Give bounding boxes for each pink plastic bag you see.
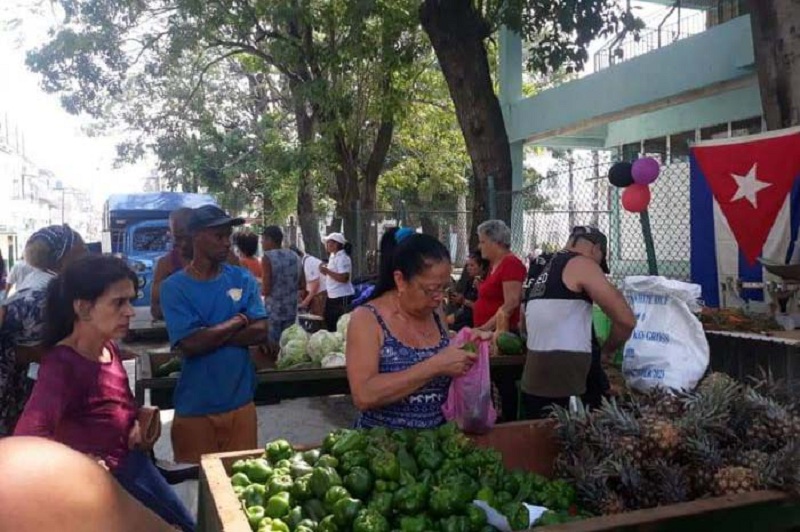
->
[442,328,497,434]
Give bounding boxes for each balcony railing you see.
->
[593,9,708,72]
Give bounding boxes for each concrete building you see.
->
[501,0,758,279]
[0,116,97,262]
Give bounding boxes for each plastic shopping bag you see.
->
[442,328,497,434]
[622,276,709,392]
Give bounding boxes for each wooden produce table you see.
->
[135,348,525,418]
[706,329,800,385]
[197,420,800,532]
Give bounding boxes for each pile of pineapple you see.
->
[551,372,800,515]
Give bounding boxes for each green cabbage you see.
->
[321,352,346,368]
[307,330,340,361]
[279,324,309,350]
[336,313,351,336]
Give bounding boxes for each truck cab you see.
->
[102,192,217,332]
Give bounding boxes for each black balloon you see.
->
[608,162,634,188]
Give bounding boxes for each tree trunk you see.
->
[291,86,323,258]
[748,0,800,129]
[420,0,513,249]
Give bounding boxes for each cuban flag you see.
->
[690,127,800,307]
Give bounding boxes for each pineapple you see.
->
[575,471,627,515]
[736,449,770,472]
[644,459,690,506]
[683,434,725,498]
[593,398,643,464]
[698,372,739,396]
[713,466,759,496]
[639,412,681,459]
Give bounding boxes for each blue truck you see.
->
[102,192,217,331]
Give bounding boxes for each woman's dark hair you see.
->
[468,250,489,274]
[262,226,284,246]
[235,231,259,258]
[329,240,353,256]
[43,255,139,347]
[371,228,451,299]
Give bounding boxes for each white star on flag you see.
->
[730,163,771,208]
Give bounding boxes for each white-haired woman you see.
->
[474,220,526,332]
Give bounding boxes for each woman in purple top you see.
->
[14,255,194,532]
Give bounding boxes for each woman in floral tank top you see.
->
[346,228,483,429]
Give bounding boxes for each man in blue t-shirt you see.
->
[161,205,269,464]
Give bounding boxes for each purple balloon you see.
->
[632,157,660,185]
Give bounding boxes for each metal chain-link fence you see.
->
[509,151,691,282]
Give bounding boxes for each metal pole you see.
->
[640,210,658,275]
[568,154,575,229]
[61,188,65,225]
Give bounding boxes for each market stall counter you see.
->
[706,329,800,384]
[197,420,800,532]
[135,348,526,419]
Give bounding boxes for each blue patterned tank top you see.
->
[354,304,451,430]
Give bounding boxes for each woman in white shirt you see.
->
[320,232,355,331]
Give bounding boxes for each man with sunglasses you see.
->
[521,226,635,418]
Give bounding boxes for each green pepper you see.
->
[302,449,321,465]
[429,486,459,517]
[232,458,249,476]
[374,480,399,493]
[393,482,428,515]
[256,517,291,532]
[233,485,246,498]
[416,449,444,472]
[502,475,520,499]
[322,429,346,454]
[369,452,401,481]
[266,475,294,497]
[315,454,340,469]
[283,506,301,529]
[265,439,294,463]
[274,459,292,470]
[291,474,313,502]
[394,447,418,476]
[466,506,488,532]
[437,421,460,439]
[231,472,252,488]
[339,450,370,474]
[264,491,291,518]
[391,429,415,447]
[243,458,273,484]
[366,426,390,440]
[324,485,351,512]
[398,515,435,532]
[246,506,266,530]
[297,518,318,530]
[476,487,496,508]
[333,497,363,527]
[367,491,394,517]
[352,508,391,532]
[317,515,339,532]
[295,527,314,532]
[440,515,471,532]
[302,499,327,522]
[539,480,576,512]
[506,502,530,531]
[310,466,342,499]
[242,483,267,508]
[290,461,314,479]
[331,429,367,457]
[344,466,374,499]
[453,474,479,509]
[494,491,512,507]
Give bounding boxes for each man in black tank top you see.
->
[520,227,635,419]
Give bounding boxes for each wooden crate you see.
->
[198,421,800,532]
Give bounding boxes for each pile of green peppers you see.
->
[229,424,582,532]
